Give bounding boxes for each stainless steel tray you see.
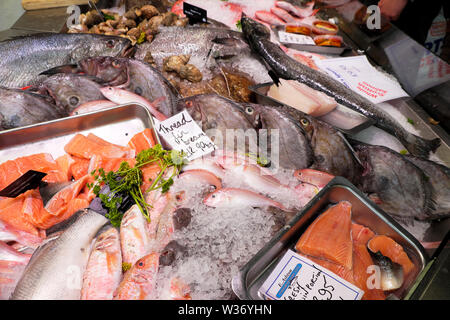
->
[250,82,375,135]
[232,177,428,300]
[0,103,160,161]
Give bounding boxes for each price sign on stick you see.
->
[154,110,216,161]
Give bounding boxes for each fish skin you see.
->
[240,103,315,170]
[0,87,64,131]
[113,252,160,300]
[203,187,287,210]
[11,209,108,300]
[0,33,133,88]
[248,102,361,181]
[175,94,257,153]
[353,143,435,221]
[70,100,118,116]
[293,168,335,188]
[0,241,31,300]
[52,57,179,118]
[369,251,404,292]
[0,220,43,250]
[135,26,271,84]
[241,16,440,157]
[120,205,151,267]
[81,225,122,300]
[0,241,31,265]
[255,10,287,26]
[405,155,450,219]
[36,74,105,115]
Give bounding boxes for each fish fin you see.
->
[40,64,80,76]
[404,135,440,158]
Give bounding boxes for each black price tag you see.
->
[183,2,207,25]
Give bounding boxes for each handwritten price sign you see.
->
[155,110,216,161]
[259,250,364,300]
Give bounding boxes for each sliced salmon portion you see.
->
[70,157,91,180]
[128,129,157,154]
[0,190,42,236]
[367,235,415,276]
[352,243,385,300]
[295,201,353,270]
[45,175,89,215]
[307,255,355,285]
[64,134,134,160]
[88,155,136,174]
[0,153,67,190]
[56,154,75,181]
[352,223,375,245]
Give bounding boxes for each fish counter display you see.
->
[0,0,449,300]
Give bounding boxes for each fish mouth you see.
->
[121,44,136,58]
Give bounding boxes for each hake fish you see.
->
[241,16,440,158]
[0,33,133,88]
[11,209,108,300]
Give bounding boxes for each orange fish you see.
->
[55,154,75,181]
[70,157,90,180]
[64,134,134,159]
[113,253,159,300]
[367,235,415,276]
[0,153,67,190]
[352,223,375,245]
[128,129,157,154]
[295,201,353,270]
[352,243,385,300]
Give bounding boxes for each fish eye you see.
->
[245,106,254,115]
[134,87,143,95]
[211,194,216,198]
[106,39,115,48]
[137,261,144,267]
[69,96,79,106]
[112,60,121,68]
[300,118,309,127]
[186,101,193,107]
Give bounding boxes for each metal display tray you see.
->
[0,103,160,161]
[250,82,375,135]
[232,177,429,300]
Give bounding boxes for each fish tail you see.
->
[404,134,441,158]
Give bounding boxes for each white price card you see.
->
[315,55,409,103]
[154,110,216,161]
[259,249,364,300]
[278,31,316,45]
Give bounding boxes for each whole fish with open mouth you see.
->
[175,94,257,153]
[11,209,108,300]
[0,87,64,131]
[405,155,450,218]
[239,103,314,170]
[34,74,106,115]
[43,56,179,117]
[241,16,440,158]
[352,142,435,222]
[246,103,361,181]
[134,26,271,84]
[0,34,134,88]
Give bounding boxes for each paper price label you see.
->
[278,31,315,45]
[154,110,216,161]
[316,55,409,103]
[259,250,364,300]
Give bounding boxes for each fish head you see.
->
[130,253,160,283]
[203,189,228,207]
[93,225,120,252]
[70,35,134,64]
[240,103,262,129]
[79,56,130,86]
[296,114,315,139]
[241,15,271,40]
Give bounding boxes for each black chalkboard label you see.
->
[183,2,207,25]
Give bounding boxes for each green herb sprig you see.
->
[88,144,185,227]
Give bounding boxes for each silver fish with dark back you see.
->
[240,15,440,158]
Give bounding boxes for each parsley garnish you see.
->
[407,118,415,125]
[236,20,242,31]
[88,144,185,227]
[103,13,115,21]
[137,32,146,44]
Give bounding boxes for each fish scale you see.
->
[11,209,108,300]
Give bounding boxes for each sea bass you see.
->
[0,34,133,88]
[11,209,108,300]
[353,143,435,221]
[135,26,271,84]
[81,225,122,300]
[241,16,440,157]
[0,87,64,131]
